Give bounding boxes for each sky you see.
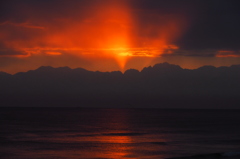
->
[1,0,240,74]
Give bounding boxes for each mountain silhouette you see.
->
[1,62,240,108]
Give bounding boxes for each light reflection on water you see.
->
[1,108,240,159]
[76,109,136,159]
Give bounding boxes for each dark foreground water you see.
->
[1,108,240,159]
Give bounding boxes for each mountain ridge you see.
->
[2,62,240,76]
[1,62,240,108]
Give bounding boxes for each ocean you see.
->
[1,108,240,159]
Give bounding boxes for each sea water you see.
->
[1,108,240,159]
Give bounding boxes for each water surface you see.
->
[1,108,240,159]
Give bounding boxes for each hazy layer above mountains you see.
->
[1,63,240,108]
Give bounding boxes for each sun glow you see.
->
[0,0,187,71]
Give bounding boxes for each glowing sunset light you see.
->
[0,0,189,73]
[45,51,62,56]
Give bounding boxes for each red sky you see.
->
[1,0,240,74]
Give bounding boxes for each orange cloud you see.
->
[216,50,240,57]
[45,51,62,56]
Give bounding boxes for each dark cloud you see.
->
[0,49,27,56]
[0,21,44,42]
[168,50,217,57]
[0,42,27,56]
[176,0,240,50]
[130,0,200,13]
[131,0,240,51]
[0,0,108,23]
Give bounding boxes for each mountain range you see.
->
[1,63,240,108]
